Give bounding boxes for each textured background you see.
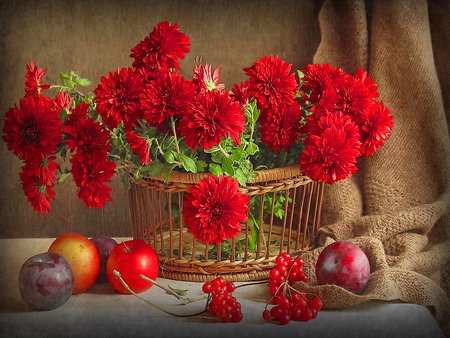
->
[0,0,322,237]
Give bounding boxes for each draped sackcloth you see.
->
[294,0,450,335]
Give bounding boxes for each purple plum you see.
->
[18,252,74,310]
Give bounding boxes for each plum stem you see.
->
[113,270,208,317]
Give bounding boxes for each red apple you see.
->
[106,240,159,294]
[90,236,118,284]
[48,232,101,294]
[315,241,370,294]
[18,252,74,310]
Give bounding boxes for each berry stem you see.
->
[113,270,207,317]
[139,274,207,304]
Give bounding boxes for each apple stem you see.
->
[113,270,207,317]
[139,274,207,304]
[123,242,130,252]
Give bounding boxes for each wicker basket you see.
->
[128,164,324,282]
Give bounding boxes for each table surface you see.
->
[0,238,445,338]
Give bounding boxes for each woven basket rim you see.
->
[136,164,309,185]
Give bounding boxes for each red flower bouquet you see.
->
[3,21,393,247]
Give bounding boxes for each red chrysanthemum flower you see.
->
[2,96,62,162]
[355,68,379,99]
[130,21,190,70]
[260,102,302,151]
[301,63,351,104]
[192,64,225,93]
[141,70,195,129]
[244,55,298,110]
[179,90,245,150]
[70,152,116,208]
[300,112,361,184]
[182,175,249,245]
[358,101,393,157]
[94,67,145,130]
[63,103,111,157]
[19,158,59,215]
[126,131,151,165]
[230,81,251,106]
[25,61,50,98]
[53,91,74,113]
[335,78,375,119]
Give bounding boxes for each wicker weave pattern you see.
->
[128,165,324,282]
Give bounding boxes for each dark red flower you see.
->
[358,101,393,157]
[300,112,361,184]
[230,81,251,106]
[2,96,62,162]
[260,102,302,151]
[355,68,379,99]
[53,91,74,113]
[182,175,249,245]
[64,100,89,127]
[179,90,245,150]
[70,152,116,208]
[130,21,190,70]
[244,55,298,110]
[126,131,151,165]
[335,78,375,118]
[141,70,195,128]
[301,64,351,104]
[94,67,145,130]
[192,64,225,93]
[19,157,59,215]
[63,103,111,157]
[25,61,50,97]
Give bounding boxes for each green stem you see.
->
[139,274,208,304]
[113,270,208,317]
[218,143,231,158]
[169,117,183,163]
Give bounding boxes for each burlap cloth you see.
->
[292,0,450,335]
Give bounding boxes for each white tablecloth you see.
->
[0,238,445,338]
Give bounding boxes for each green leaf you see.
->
[246,142,259,155]
[167,285,188,296]
[231,147,247,161]
[196,160,208,172]
[162,163,177,183]
[181,154,197,173]
[209,163,223,176]
[163,151,176,164]
[234,168,247,186]
[222,157,234,176]
[120,172,131,190]
[203,145,220,154]
[76,76,91,87]
[57,172,71,184]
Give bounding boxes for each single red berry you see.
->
[278,312,291,325]
[226,281,236,293]
[292,293,307,308]
[270,305,284,319]
[299,308,313,322]
[262,309,271,321]
[202,282,213,293]
[309,296,323,311]
[290,304,302,320]
[277,297,290,309]
[232,310,243,323]
[212,277,225,289]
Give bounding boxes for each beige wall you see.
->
[0,0,321,238]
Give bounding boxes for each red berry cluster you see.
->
[264,252,323,325]
[202,277,243,323]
